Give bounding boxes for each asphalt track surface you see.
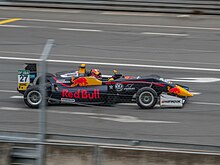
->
[0,7,220,146]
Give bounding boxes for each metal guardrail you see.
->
[1,131,220,154]
[1,0,220,14]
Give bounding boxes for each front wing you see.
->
[160,94,185,108]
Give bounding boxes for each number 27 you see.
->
[19,75,28,82]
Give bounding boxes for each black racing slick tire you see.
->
[136,87,158,109]
[24,86,47,108]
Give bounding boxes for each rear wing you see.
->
[17,63,37,92]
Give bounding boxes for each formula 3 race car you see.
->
[17,63,193,109]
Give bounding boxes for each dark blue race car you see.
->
[17,63,193,109]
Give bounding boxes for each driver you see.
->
[90,69,102,80]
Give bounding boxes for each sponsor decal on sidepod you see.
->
[161,100,181,104]
[71,77,88,87]
[62,89,100,100]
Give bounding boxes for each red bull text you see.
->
[62,89,100,100]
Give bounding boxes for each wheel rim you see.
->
[27,91,42,106]
[139,91,154,106]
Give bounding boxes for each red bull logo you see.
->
[62,89,100,100]
[169,87,181,94]
[71,77,88,87]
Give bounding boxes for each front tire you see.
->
[24,86,46,108]
[136,87,158,109]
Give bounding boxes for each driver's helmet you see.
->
[90,69,102,79]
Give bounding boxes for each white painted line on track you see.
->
[176,15,191,18]
[1,17,220,31]
[119,101,220,108]
[89,116,178,123]
[192,102,220,106]
[44,61,220,72]
[0,107,22,111]
[141,32,189,37]
[0,107,179,123]
[1,50,220,66]
[1,56,220,72]
[10,96,23,99]
[20,18,220,31]
[58,28,184,35]
[101,12,163,17]
[59,28,102,32]
[0,25,29,28]
[119,100,220,107]
[168,78,220,83]
[0,90,17,93]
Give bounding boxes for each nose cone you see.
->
[169,85,193,97]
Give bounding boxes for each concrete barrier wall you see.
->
[45,145,220,165]
[102,148,220,165]
[0,143,11,165]
[1,142,220,165]
[46,145,94,165]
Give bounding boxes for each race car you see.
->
[17,63,193,109]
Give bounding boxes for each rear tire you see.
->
[24,86,47,108]
[136,87,158,109]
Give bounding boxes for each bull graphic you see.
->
[71,77,88,87]
[168,86,181,94]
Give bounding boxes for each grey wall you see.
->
[0,143,11,165]
[102,148,220,165]
[46,145,94,165]
[2,142,220,165]
[45,145,220,165]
